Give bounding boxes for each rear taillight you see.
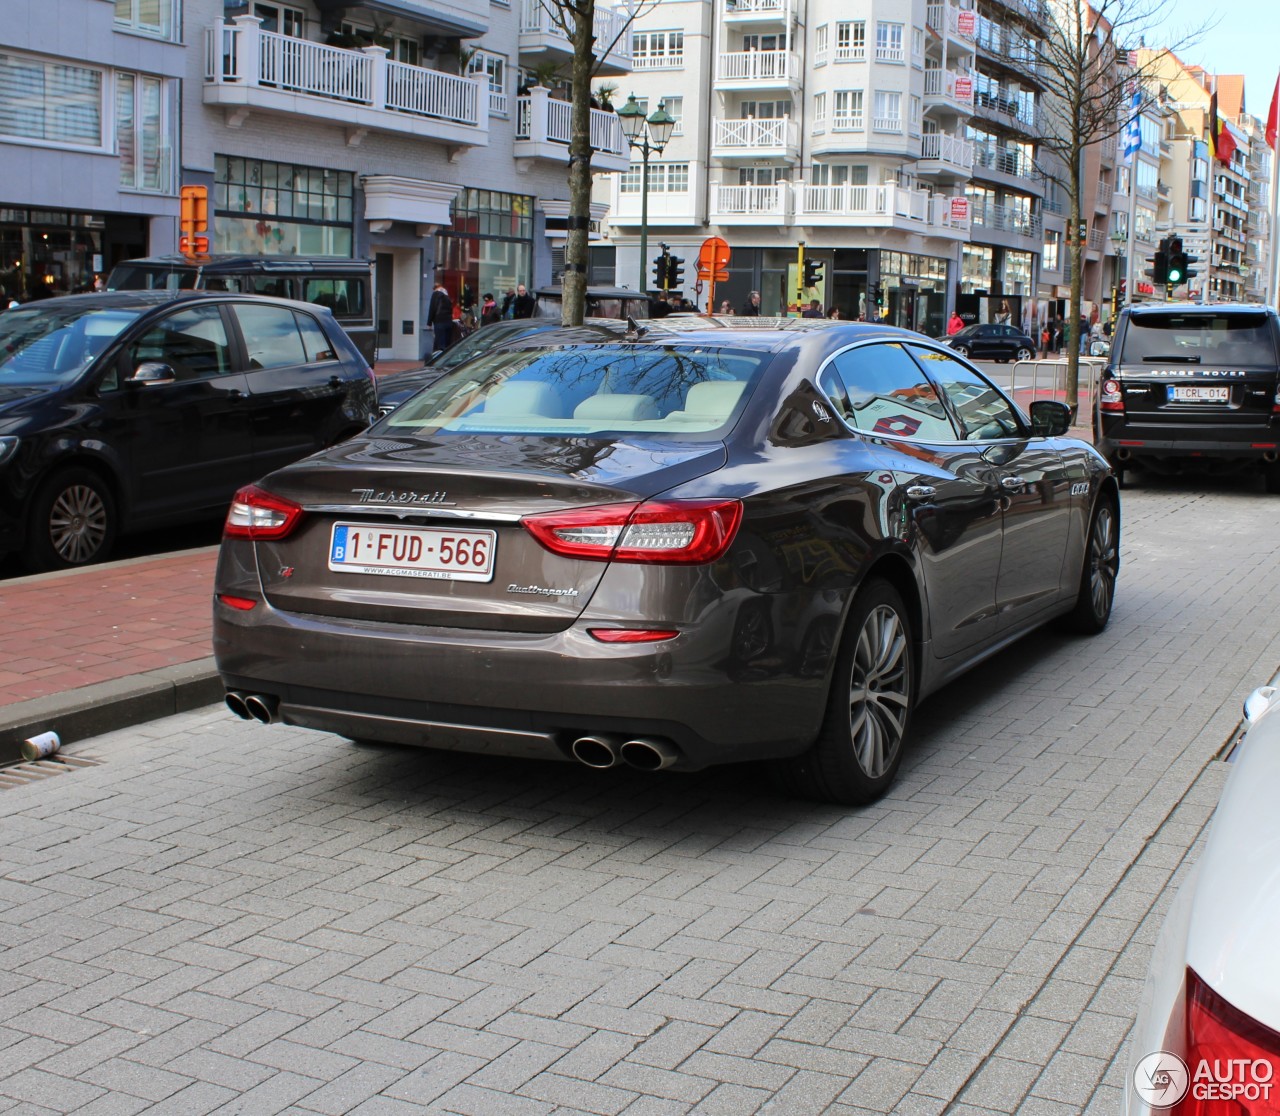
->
[1100,378,1125,414]
[1272,387,1280,415]
[1173,967,1280,1114]
[523,499,743,565]
[224,485,305,541]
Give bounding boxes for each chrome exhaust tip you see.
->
[619,738,679,772]
[243,694,280,725]
[570,734,622,769]
[225,691,252,720]
[1115,448,1132,462]
[1265,451,1278,463]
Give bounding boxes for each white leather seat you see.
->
[483,381,563,417]
[573,393,660,421]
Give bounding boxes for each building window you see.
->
[1043,229,1060,272]
[812,92,827,130]
[1135,206,1155,242]
[875,22,904,63]
[833,90,864,131]
[215,156,355,256]
[662,95,684,134]
[909,95,921,135]
[0,53,103,148]
[468,51,508,115]
[911,27,924,63]
[1135,159,1158,198]
[632,30,685,69]
[259,3,306,37]
[814,25,829,66]
[116,73,171,193]
[620,162,689,193]
[114,0,176,40]
[872,90,901,132]
[835,21,866,62]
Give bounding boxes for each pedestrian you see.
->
[480,292,500,326]
[501,288,516,319]
[801,299,823,319]
[512,283,535,319]
[426,280,453,357]
[828,306,843,319]
[740,290,761,316]
[717,299,733,315]
[947,310,965,335]
[1077,314,1089,356]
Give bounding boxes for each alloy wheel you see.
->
[1089,504,1119,618]
[48,483,109,565]
[847,604,911,778]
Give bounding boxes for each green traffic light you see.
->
[1168,267,1183,282]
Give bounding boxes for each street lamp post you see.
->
[617,94,675,295]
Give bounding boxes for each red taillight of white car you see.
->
[1174,967,1280,1113]
[224,485,305,541]
[1100,379,1125,414]
[523,499,743,564]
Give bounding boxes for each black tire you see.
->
[25,467,118,572]
[779,579,915,805]
[1015,347,1033,362]
[1061,495,1119,635]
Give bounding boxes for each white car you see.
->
[1127,683,1280,1114]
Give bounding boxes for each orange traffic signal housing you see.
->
[179,185,209,234]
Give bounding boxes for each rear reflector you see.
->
[524,499,743,565]
[1174,967,1280,1113]
[217,594,257,611]
[589,629,680,643]
[224,485,305,541]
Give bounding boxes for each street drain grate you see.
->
[0,754,104,790]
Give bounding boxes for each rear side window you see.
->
[819,343,955,441]
[303,278,366,317]
[235,303,307,369]
[294,311,337,361]
[1120,313,1277,366]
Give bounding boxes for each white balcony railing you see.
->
[205,18,483,129]
[969,200,1043,238]
[490,89,508,116]
[800,183,931,222]
[926,1,977,40]
[712,116,797,151]
[709,181,973,234]
[724,0,789,15]
[872,116,903,133]
[520,0,632,65]
[875,46,905,63]
[715,49,799,83]
[714,184,790,218]
[514,91,628,160]
[832,113,865,132]
[923,68,974,106]
[921,133,975,169]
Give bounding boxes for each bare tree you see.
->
[1037,0,1206,411]
[532,0,657,326]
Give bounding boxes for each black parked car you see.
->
[0,291,376,570]
[941,323,1038,363]
[1095,304,1280,489]
[214,320,1118,805]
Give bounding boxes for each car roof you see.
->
[115,255,372,273]
[1128,303,1277,318]
[5,290,337,314]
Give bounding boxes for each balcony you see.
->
[969,200,1042,239]
[519,0,632,74]
[714,49,801,90]
[971,85,1036,132]
[710,184,792,225]
[723,0,791,23]
[919,133,975,176]
[711,116,800,161]
[923,68,974,114]
[204,18,487,148]
[514,89,629,173]
[926,1,977,46]
[797,183,969,239]
[970,141,1038,184]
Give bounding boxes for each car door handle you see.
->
[1000,475,1026,491]
[328,375,345,389]
[905,485,936,502]
[227,389,246,401]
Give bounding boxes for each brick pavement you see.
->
[0,475,1275,1114]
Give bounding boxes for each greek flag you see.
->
[1123,89,1142,161]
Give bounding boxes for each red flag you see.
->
[1267,73,1279,151]
[1209,91,1238,164]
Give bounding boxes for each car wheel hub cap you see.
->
[50,485,106,563]
[1089,507,1118,615]
[848,604,909,779]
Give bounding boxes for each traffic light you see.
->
[1165,237,1186,285]
[652,249,670,290]
[668,254,685,290]
[1146,236,1170,286]
[803,257,824,288]
[179,185,209,259]
[873,283,885,307]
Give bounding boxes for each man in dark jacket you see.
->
[512,284,535,319]
[426,281,453,356]
[740,290,761,316]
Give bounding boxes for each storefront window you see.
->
[879,251,948,335]
[1000,250,1033,294]
[214,156,354,256]
[436,189,534,314]
[960,244,993,293]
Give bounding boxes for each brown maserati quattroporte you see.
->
[214,320,1118,804]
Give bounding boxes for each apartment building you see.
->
[1237,112,1272,305]
[602,0,1001,333]
[1,0,187,301]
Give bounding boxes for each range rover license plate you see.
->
[328,523,496,581]
[1169,386,1229,403]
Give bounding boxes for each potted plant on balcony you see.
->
[593,83,618,111]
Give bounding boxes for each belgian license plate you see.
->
[328,523,496,582]
[1169,385,1230,403]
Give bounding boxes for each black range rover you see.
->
[1095,304,1280,489]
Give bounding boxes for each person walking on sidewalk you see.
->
[426,281,453,357]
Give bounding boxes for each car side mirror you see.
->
[126,361,176,386]
[1028,400,1071,437]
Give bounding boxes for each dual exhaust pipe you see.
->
[225,690,281,724]
[570,733,679,772]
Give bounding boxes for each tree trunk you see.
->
[1065,154,1084,419]
[561,0,596,327]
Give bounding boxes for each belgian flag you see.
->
[1209,91,1238,164]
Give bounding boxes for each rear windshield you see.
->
[1120,313,1277,366]
[378,344,768,439]
[108,264,198,291]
